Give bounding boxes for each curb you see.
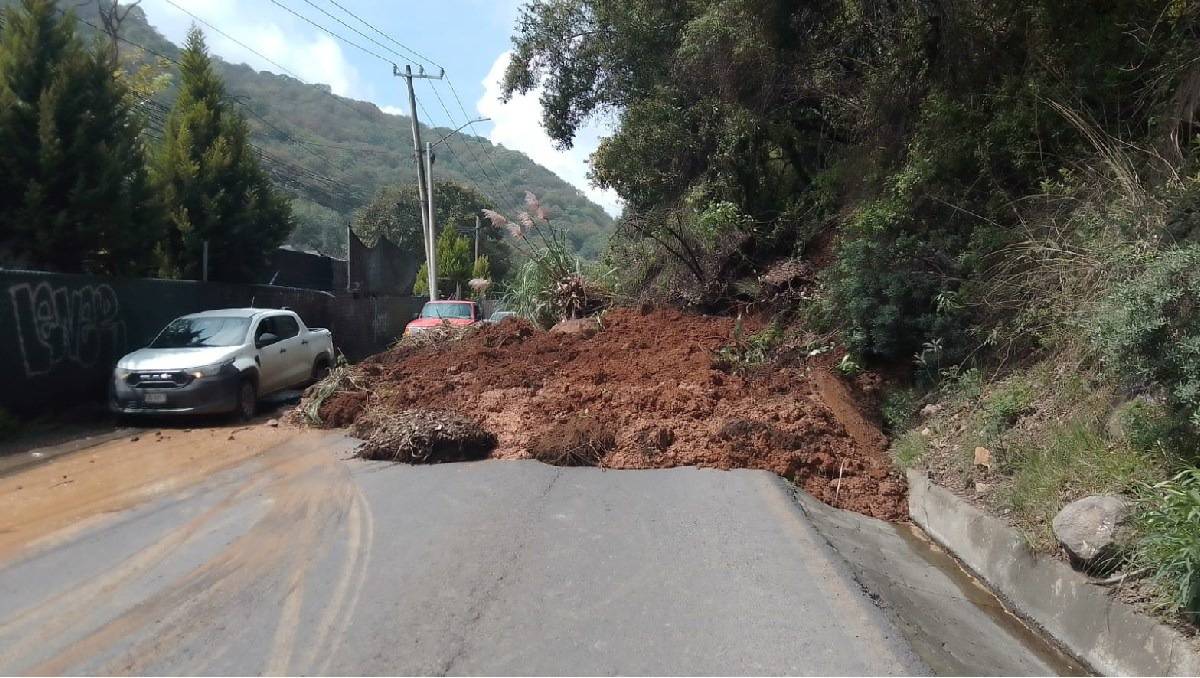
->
[907,469,1200,676]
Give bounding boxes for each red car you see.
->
[403,300,483,336]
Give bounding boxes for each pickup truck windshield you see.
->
[150,317,250,348]
[421,303,471,319]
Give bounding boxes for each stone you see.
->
[267,418,280,427]
[1052,495,1132,565]
[974,481,991,496]
[973,446,992,469]
[550,318,601,337]
[920,403,943,418]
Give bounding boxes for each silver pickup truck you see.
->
[110,308,335,419]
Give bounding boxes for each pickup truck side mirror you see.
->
[256,332,279,349]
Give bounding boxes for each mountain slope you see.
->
[58,2,615,259]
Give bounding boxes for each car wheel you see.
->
[311,358,331,384]
[236,379,257,421]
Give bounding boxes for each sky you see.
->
[138,0,621,217]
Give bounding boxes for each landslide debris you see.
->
[353,409,496,463]
[304,307,906,520]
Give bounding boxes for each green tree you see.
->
[414,225,473,298]
[0,0,163,274]
[154,27,292,282]
[353,180,512,279]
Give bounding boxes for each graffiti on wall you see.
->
[9,282,126,377]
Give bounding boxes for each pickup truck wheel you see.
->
[236,379,257,421]
[311,358,331,384]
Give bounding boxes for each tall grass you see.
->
[1133,468,1200,620]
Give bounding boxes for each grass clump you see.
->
[1001,416,1168,550]
[881,387,921,433]
[892,430,928,469]
[1132,468,1200,621]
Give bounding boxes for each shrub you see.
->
[1133,468,1200,620]
[980,379,1034,437]
[713,319,783,373]
[881,387,921,433]
[1094,245,1200,427]
[892,431,927,468]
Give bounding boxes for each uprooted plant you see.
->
[484,192,613,327]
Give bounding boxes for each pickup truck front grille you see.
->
[128,371,190,389]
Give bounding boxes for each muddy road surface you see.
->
[0,426,1082,675]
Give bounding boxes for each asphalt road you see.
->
[0,430,1081,675]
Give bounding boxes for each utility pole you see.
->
[393,64,443,301]
[474,215,480,261]
[425,140,438,299]
[424,115,491,300]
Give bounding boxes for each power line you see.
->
[267,0,394,66]
[310,0,522,216]
[69,10,346,173]
[322,0,439,69]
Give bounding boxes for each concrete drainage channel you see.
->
[906,471,1200,676]
[787,483,1088,676]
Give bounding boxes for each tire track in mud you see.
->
[0,431,372,676]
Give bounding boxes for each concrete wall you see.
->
[0,269,423,415]
[348,230,420,296]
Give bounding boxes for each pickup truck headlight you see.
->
[190,360,234,379]
[114,367,132,380]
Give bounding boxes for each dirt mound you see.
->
[307,307,906,520]
[353,409,496,463]
[529,416,616,466]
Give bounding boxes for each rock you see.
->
[920,403,943,418]
[1052,495,1132,566]
[550,318,601,337]
[920,427,932,437]
[267,418,279,427]
[973,446,992,469]
[974,481,991,496]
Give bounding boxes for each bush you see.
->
[1133,468,1200,620]
[881,387,921,433]
[1094,246,1200,427]
[892,430,927,468]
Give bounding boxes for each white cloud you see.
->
[379,105,406,117]
[141,0,370,100]
[477,51,622,218]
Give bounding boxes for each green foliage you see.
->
[1094,246,1200,428]
[153,28,291,282]
[472,255,491,280]
[353,181,511,287]
[1133,468,1200,620]
[1002,417,1167,550]
[892,431,928,469]
[411,226,473,298]
[713,319,783,373]
[881,387,921,434]
[0,0,163,274]
[980,379,1034,438]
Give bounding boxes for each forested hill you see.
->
[65,2,615,258]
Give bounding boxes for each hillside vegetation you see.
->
[85,2,614,259]
[504,0,1200,622]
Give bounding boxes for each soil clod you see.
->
[353,409,496,464]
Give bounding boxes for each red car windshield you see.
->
[421,303,472,319]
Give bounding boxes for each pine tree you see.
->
[0,0,163,274]
[155,27,292,282]
[414,226,473,298]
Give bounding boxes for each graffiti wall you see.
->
[0,270,423,415]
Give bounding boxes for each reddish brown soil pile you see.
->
[353,409,497,463]
[315,307,906,520]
